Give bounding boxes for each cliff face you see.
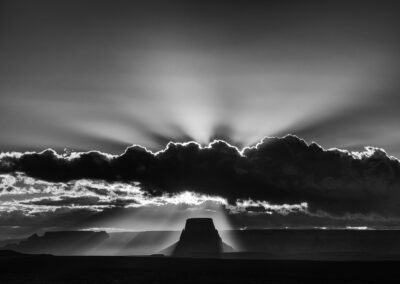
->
[171,218,233,257]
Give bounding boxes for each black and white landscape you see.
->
[1,0,400,283]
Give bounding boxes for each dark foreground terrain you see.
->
[1,252,399,284]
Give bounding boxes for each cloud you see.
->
[22,196,104,207]
[0,173,228,220]
[232,200,308,216]
[2,135,400,219]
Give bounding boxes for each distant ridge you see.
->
[3,231,109,255]
[234,229,400,257]
[0,250,27,258]
[3,228,400,259]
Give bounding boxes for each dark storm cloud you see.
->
[2,136,400,218]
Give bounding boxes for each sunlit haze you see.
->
[1,1,400,155]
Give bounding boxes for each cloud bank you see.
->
[2,135,400,219]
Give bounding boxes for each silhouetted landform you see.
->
[121,230,180,255]
[230,229,400,260]
[3,228,400,260]
[4,231,108,255]
[162,218,234,257]
[0,238,23,248]
[90,232,139,255]
[0,231,182,256]
[92,231,181,255]
[1,254,400,284]
[0,231,181,256]
[0,249,29,258]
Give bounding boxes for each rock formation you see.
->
[162,218,234,257]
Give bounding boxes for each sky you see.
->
[1,0,400,239]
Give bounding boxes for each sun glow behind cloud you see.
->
[161,191,227,206]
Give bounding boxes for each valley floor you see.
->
[0,253,399,284]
